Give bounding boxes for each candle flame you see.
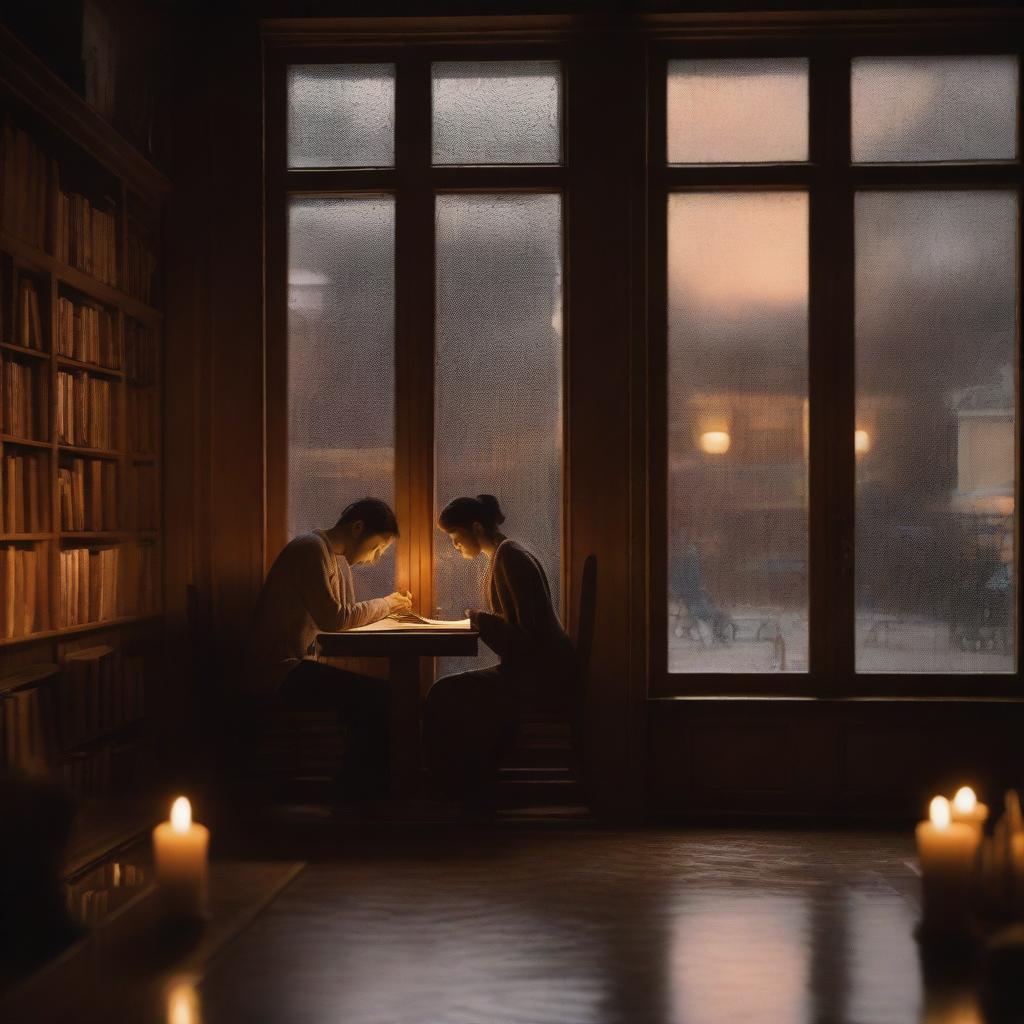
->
[700,431,731,455]
[854,429,871,454]
[166,979,201,1024]
[930,795,951,829]
[953,786,977,814]
[171,797,192,833]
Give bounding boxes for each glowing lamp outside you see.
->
[153,796,210,920]
[854,429,871,454]
[915,793,980,933]
[700,431,731,455]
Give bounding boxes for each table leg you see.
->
[388,654,421,797]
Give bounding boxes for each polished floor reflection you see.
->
[192,828,999,1024]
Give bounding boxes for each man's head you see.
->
[332,498,399,566]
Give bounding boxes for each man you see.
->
[247,498,412,802]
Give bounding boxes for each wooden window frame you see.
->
[263,36,570,624]
[647,23,1024,699]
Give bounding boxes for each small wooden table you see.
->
[315,629,479,795]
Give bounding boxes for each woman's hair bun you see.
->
[476,494,505,526]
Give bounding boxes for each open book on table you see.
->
[348,613,473,633]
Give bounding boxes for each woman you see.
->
[424,494,574,810]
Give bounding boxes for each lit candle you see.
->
[152,797,209,920]
[950,786,989,839]
[916,795,979,933]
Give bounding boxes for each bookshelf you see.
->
[0,23,169,802]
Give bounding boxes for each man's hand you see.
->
[387,590,413,615]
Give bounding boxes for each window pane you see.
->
[287,64,395,168]
[855,191,1017,673]
[667,59,809,164]
[668,193,809,673]
[432,61,561,165]
[288,197,395,596]
[852,56,1018,163]
[435,194,563,668]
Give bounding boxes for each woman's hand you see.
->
[387,590,413,615]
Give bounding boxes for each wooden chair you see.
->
[498,554,597,808]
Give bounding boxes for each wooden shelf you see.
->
[58,444,121,459]
[56,356,125,379]
[0,532,51,541]
[0,230,162,325]
[0,341,49,360]
[0,613,163,649]
[60,531,157,541]
[1,434,51,449]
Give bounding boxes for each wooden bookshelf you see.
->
[0,22,169,802]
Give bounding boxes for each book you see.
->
[348,615,473,634]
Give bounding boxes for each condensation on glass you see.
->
[434,194,563,671]
[432,61,561,165]
[852,56,1019,163]
[287,64,396,168]
[667,192,809,673]
[855,191,1017,674]
[667,59,809,164]
[288,197,396,595]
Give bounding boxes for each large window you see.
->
[658,50,1019,691]
[275,56,564,642]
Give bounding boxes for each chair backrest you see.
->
[572,554,597,770]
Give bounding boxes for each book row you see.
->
[0,120,54,252]
[0,650,145,778]
[56,371,115,449]
[58,542,157,628]
[1,357,48,440]
[126,228,158,305]
[59,457,118,532]
[1,451,47,533]
[55,191,118,287]
[124,319,157,385]
[57,295,120,368]
[0,544,50,638]
[1,118,159,301]
[13,276,44,350]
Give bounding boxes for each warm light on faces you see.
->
[447,528,481,560]
[953,787,977,814]
[171,796,192,833]
[930,795,951,830]
[353,532,394,565]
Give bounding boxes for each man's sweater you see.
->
[246,530,390,692]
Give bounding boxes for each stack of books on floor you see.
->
[124,462,156,530]
[57,295,120,368]
[56,371,114,449]
[1,359,49,439]
[0,118,56,251]
[0,544,50,637]
[58,458,118,532]
[15,276,44,349]
[55,191,119,286]
[0,451,47,532]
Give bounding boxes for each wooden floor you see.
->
[8,824,1021,1023]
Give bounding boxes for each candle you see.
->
[152,797,209,920]
[951,786,989,839]
[916,795,979,933]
